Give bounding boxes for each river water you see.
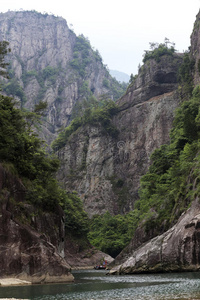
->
[1,270,200,299]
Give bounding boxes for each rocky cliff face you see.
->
[0,10,125,144]
[0,164,114,280]
[108,11,200,274]
[190,9,200,86]
[57,54,182,217]
[109,197,200,274]
[0,164,73,283]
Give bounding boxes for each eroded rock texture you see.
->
[109,198,200,274]
[0,165,73,283]
[57,54,182,216]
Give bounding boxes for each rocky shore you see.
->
[0,278,31,286]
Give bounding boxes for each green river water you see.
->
[1,270,200,299]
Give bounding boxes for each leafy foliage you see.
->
[135,85,200,235]
[1,78,27,104]
[70,35,96,78]
[88,211,140,257]
[0,93,89,235]
[143,40,176,63]
[178,52,195,99]
[64,192,89,236]
[0,41,11,78]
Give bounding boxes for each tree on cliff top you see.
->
[143,38,176,63]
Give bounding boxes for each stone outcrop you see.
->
[0,10,125,144]
[0,164,113,280]
[0,165,73,283]
[109,198,200,274]
[118,54,182,110]
[57,54,182,216]
[64,239,114,269]
[190,9,200,86]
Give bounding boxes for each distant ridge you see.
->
[110,69,130,83]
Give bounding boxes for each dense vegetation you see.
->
[0,41,89,239]
[143,39,176,63]
[88,211,140,257]
[136,84,200,234]
[0,93,89,236]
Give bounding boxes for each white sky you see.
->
[0,0,200,76]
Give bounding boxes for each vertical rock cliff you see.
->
[190,9,200,86]
[0,10,125,144]
[57,53,183,217]
[108,10,200,273]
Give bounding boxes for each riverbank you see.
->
[0,278,31,286]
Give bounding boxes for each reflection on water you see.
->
[0,270,200,299]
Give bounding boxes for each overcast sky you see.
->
[0,0,200,76]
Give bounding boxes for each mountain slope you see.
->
[56,49,183,217]
[0,10,126,144]
[108,10,200,272]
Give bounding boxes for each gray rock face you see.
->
[0,165,73,283]
[118,54,182,110]
[109,198,200,274]
[190,10,200,86]
[57,54,182,216]
[0,11,124,144]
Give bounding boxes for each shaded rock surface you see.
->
[0,164,112,280]
[57,54,182,216]
[65,238,114,269]
[0,165,73,283]
[109,198,200,274]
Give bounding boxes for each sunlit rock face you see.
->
[57,54,182,217]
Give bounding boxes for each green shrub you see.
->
[143,43,175,63]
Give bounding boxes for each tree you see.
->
[0,41,11,79]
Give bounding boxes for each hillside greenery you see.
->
[52,98,119,151]
[143,39,176,63]
[0,93,89,237]
[88,211,140,257]
[88,85,200,256]
[0,41,89,239]
[136,84,200,234]
[2,35,200,259]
